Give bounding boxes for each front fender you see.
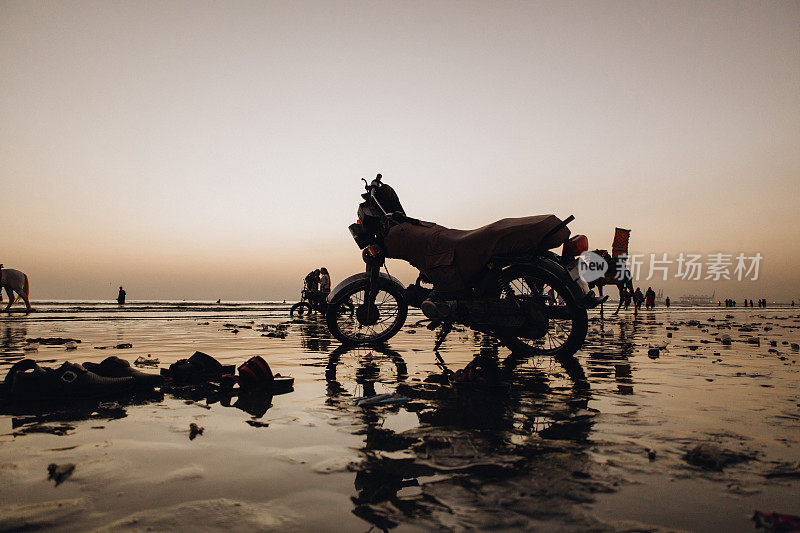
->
[327,272,405,304]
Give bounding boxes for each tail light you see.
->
[563,235,589,257]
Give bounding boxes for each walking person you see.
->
[117,286,126,305]
[645,287,656,310]
[633,287,644,316]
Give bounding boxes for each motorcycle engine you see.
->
[454,298,549,338]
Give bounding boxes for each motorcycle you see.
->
[325,174,605,358]
[289,282,328,317]
[291,281,355,318]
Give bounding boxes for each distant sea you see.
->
[1,300,294,321]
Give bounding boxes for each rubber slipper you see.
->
[160,351,235,384]
[83,356,163,389]
[236,355,294,393]
[6,360,136,399]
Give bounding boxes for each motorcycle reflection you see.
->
[323,344,597,530]
[324,343,408,399]
[297,320,334,354]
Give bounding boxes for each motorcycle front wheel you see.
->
[290,301,312,317]
[497,264,588,359]
[326,278,408,345]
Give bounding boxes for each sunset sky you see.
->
[1,1,798,301]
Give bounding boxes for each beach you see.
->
[1,303,798,532]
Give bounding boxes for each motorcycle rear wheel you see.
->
[497,264,588,359]
[326,278,408,345]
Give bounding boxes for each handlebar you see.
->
[363,173,383,190]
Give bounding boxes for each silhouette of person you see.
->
[319,267,331,296]
[665,296,670,308]
[645,287,656,310]
[633,287,644,315]
[305,269,320,292]
[117,286,126,305]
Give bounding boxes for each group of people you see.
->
[304,267,331,298]
[723,298,768,308]
[619,286,663,315]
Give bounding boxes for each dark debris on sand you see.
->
[47,463,75,486]
[13,423,75,437]
[683,443,753,471]
[25,338,81,345]
[189,422,204,440]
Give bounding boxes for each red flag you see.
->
[612,228,630,257]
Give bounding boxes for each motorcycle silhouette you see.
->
[289,281,329,317]
[290,281,354,318]
[325,174,605,358]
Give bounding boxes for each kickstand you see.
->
[433,321,453,351]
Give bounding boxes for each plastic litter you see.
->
[354,393,410,406]
[752,510,800,531]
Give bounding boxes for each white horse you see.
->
[1,267,31,312]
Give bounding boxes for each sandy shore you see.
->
[0,304,798,531]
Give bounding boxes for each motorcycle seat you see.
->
[385,215,570,291]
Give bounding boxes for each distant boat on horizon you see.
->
[677,290,716,306]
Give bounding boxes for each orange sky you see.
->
[1,1,798,301]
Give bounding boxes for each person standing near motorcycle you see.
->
[320,267,331,297]
[305,269,320,292]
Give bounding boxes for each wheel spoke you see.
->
[331,285,405,343]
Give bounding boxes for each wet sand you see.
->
[1,303,798,531]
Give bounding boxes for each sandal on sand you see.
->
[4,359,136,399]
[161,351,236,384]
[83,356,163,389]
[236,355,293,393]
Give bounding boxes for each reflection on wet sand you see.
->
[296,319,333,354]
[1,308,798,531]
[321,341,603,530]
[2,390,163,435]
[1,325,28,366]
[585,317,639,394]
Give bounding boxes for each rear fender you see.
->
[327,272,405,304]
